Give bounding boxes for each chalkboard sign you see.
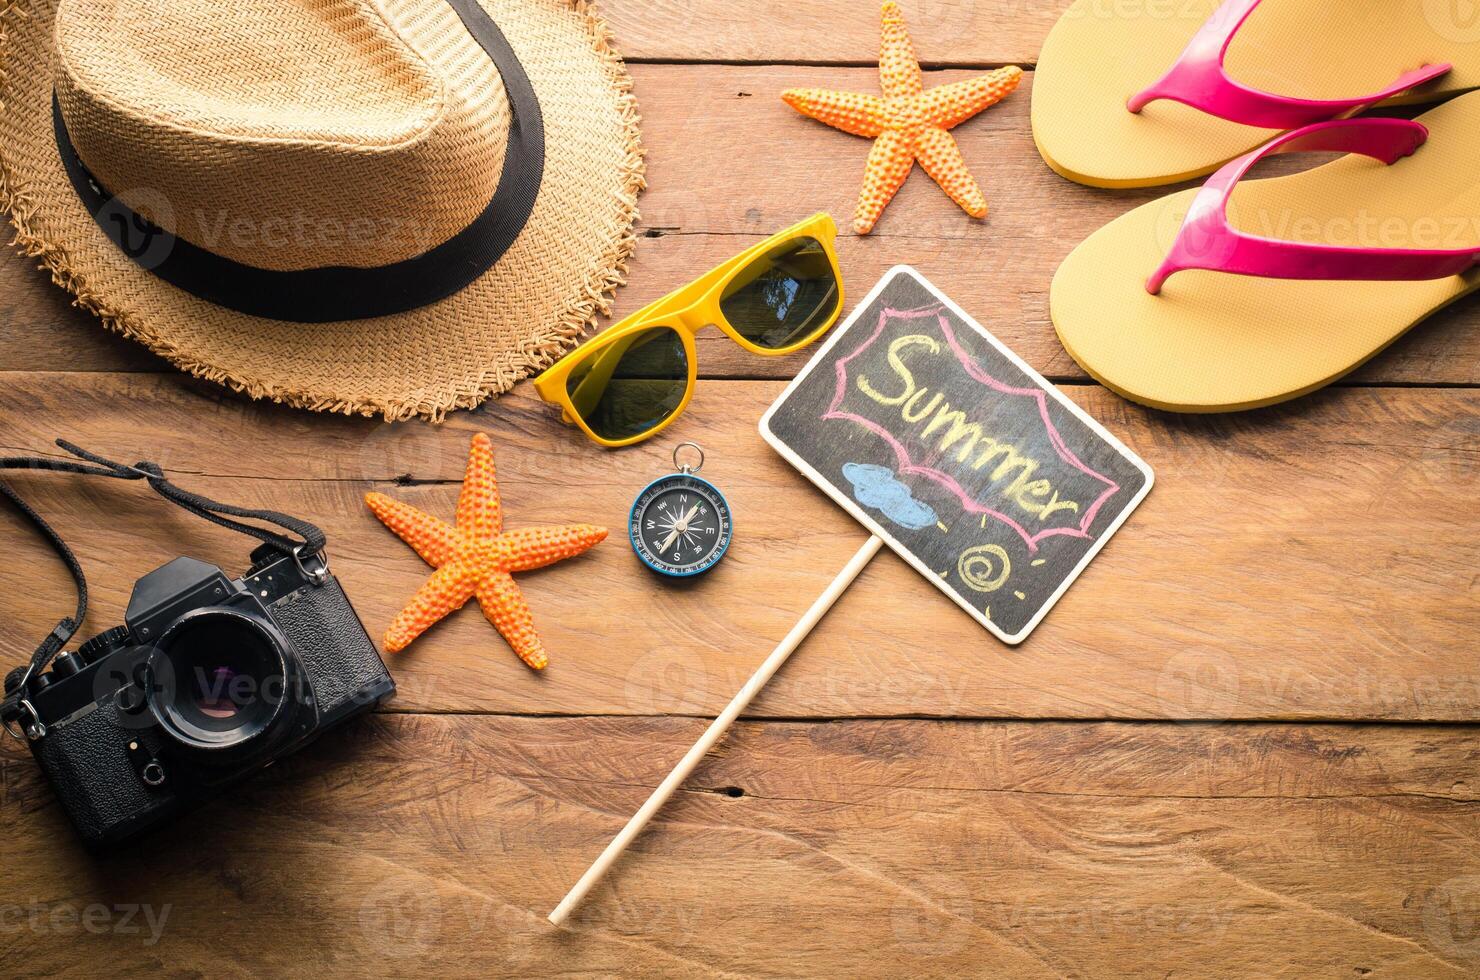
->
[760,267,1153,644]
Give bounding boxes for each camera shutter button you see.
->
[50,652,84,678]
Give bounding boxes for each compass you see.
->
[629,443,732,577]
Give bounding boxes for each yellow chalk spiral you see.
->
[957,544,1010,593]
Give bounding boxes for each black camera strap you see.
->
[0,440,327,740]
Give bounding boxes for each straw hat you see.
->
[0,0,644,420]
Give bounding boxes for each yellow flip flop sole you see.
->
[1050,93,1480,412]
[1032,0,1480,189]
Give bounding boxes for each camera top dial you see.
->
[78,626,133,664]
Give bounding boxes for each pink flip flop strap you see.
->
[1127,0,1451,129]
[1147,117,1480,294]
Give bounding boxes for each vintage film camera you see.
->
[2,443,394,845]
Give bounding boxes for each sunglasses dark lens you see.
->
[718,236,840,350]
[565,326,690,442]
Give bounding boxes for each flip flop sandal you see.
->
[1032,0,1474,188]
[1049,94,1480,412]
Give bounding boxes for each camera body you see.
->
[7,545,394,845]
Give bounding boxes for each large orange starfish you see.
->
[781,2,1021,234]
[365,433,606,669]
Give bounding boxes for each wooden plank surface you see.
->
[3,3,1479,974]
[605,0,1060,65]
[5,68,1479,386]
[3,715,1479,977]
[2,373,1475,721]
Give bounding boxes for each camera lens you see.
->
[146,609,296,753]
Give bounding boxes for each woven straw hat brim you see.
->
[0,0,644,422]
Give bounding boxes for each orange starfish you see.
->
[365,433,606,669]
[781,2,1021,234]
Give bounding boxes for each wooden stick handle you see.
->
[547,534,884,926]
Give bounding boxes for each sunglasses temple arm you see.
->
[609,244,750,330]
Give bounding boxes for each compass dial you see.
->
[629,474,732,577]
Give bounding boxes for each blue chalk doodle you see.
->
[841,462,938,530]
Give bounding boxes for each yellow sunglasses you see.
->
[533,213,844,447]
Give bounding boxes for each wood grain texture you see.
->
[605,0,1060,65]
[2,6,1477,972]
[2,373,1475,721]
[5,68,1479,386]
[3,714,1479,977]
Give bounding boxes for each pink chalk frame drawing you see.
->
[824,304,1120,553]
